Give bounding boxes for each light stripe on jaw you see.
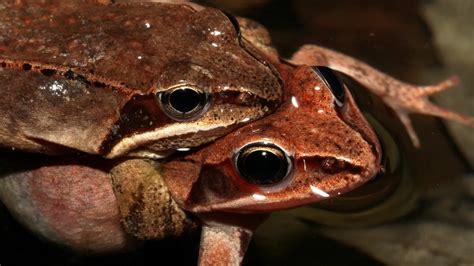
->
[105,120,236,158]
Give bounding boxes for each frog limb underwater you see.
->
[291,45,474,147]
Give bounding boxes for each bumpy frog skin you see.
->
[162,46,474,263]
[163,65,382,212]
[162,64,383,265]
[1,1,474,266]
[0,1,282,158]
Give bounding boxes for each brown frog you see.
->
[160,41,474,261]
[0,0,282,158]
[161,64,383,265]
[0,0,283,259]
[0,63,382,263]
[1,1,474,266]
[3,56,471,264]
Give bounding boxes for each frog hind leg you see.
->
[290,45,474,147]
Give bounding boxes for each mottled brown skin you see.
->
[163,64,382,213]
[163,64,382,265]
[110,159,197,239]
[198,220,254,266]
[1,2,473,266]
[0,0,284,255]
[0,1,282,158]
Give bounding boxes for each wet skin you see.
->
[162,64,383,265]
[1,1,474,266]
[0,1,282,158]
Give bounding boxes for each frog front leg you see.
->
[291,45,474,147]
[197,213,268,266]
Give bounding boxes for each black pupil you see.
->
[169,88,201,113]
[315,66,345,105]
[237,147,288,185]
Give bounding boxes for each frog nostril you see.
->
[158,85,209,121]
[235,143,291,185]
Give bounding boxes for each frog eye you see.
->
[234,143,292,185]
[158,85,210,121]
[314,66,345,107]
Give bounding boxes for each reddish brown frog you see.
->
[160,44,474,262]
[161,64,383,265]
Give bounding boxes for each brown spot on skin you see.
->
[124,184,146,236]
[22,63,31,70]
[40,68,56,76]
